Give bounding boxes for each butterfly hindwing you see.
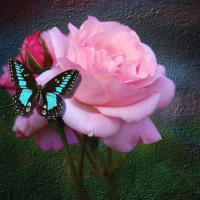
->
[13,88,37,115]
[38,92,63,119]
[9,59,38,115]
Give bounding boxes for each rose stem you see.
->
[74,131,116,200]
[49,120,85,200]
[77,134,87,185]
[107,147,113,167]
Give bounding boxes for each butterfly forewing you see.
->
[42,70,79,95]
[9,59,38,90]
[9,59,39,115]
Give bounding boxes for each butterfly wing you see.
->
[13,88,38,115]
[37,92,63,119]
[9,59,38,114]
[39,70,79,119]
[42,70,79,95]
[9,59,38,89]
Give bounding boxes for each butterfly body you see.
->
[9,59,79,119]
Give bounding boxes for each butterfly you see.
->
[9,59,79,119]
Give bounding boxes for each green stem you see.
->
[49,119,85,200]
[74,132,97,171]
[107,147,112,167]
[74,131,118,200]
[96,148,106,168]
[78,134,87,185]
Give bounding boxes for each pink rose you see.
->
[39,16,175,152]
[1,16,175,152]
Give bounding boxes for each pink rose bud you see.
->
[17,31,53,74]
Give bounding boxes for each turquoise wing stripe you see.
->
[19,89,33,106]
[55,87,63,93]
[46,92,57,110]
[19,81,27,86]
[54,75,72,94]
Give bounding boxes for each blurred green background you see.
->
[1,0,200,199]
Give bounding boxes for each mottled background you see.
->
[0,0,200,199]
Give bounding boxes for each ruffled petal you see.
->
[46,27,69,59]
[61,98,122,138]
[146,75,175,109]
[58,57,109,105]
[95,93,160,123]
[105,31,140,57]
[94,50,116,72]
[102,117,162,152]
[131,64,164,87]
[60,59,154,107]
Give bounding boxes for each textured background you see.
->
[0,0,200,199]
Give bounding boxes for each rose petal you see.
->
[131,64,164,87]
[95,93,160,123]
[13,109,48,138]
[146,75,175,109]
[44,27,69,59]
[110,53,125,66]
[0,64,16,96]
[115,62,141,81]
[36,66,62,85]
[61,98,122,138]
[102,117,162,152]
[105,31,140,57]
[60,59,154,107]
[41,29,58,66]
[94,75,154,107]
[135,43,157,77]
[58,57,109,105]
[94,50,116,72]
[35,125,79,151]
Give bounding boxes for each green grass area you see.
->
[0,90,200,199]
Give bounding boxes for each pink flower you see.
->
[0,64,16,96]
[39,16,175,152]
[1,16,175,152]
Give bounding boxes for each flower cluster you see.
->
[0,16,175,152]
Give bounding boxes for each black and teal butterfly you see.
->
[9,59,79,119]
